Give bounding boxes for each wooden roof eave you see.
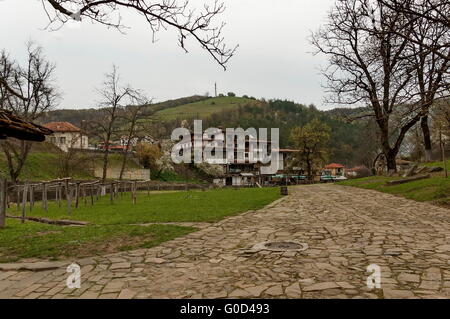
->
[0,110,53,142]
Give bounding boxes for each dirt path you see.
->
[1,184,450,299]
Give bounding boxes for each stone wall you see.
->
[94,168,150,180]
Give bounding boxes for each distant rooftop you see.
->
[43,122,81,132]
[325,163,345,169]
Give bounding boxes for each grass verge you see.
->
[338,175,450,206]
[1,187,281,262]
[0,219,194,263]
[8,187,281,224]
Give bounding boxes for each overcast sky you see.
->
[0,0,335,110]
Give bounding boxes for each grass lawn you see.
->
[421,159,450,171]
[0,152,93,181]
[338,175,450,205]
[153,96,261,121]
[0,148,141,182]
[1,187,280,262]
[153,170,205,184]
[0,220,194,263]
[8,187,281,224]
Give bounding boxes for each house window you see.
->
[50,137,56,143]
[60,137,66,144]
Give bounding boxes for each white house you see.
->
[43,122,88,152]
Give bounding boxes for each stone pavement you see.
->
[1,184,450,299]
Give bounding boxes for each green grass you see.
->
[0,219,193,262]
[420,159,450,171]
[1,187,280,262]
[0,152,59,180]
[154,170,204,183]
[8,187,281,224]
[153,96,261,121]
[339,175,450,204]
[0,151,141,182]
[93,153,142,170]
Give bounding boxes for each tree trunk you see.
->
[102,138,111,182]
[421,116,433,162]
[0,178,7,228]
[306,156,312,178]
[1,140,32,183]
[385,151,397,172]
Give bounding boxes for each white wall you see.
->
[47,132,88,152]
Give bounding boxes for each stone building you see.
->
[43,122,88,152]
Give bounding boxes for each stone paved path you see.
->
[1,184,450,299]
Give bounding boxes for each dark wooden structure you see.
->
[0,109,53,142]
[0,109,53,228]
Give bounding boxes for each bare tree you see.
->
[57,132,88,177]
[380,0,450,32]
[117,102,150,180]
[378,0,450,161]
[290,119,331,177]
[87,65,145,182]
[40,0,237,69]
[311,0,443,171]
[412,24,449,160]
[0,43,60,182]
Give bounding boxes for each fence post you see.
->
[110,182,114,204]
[75,182,80,209]
[132,181,137,205]
[67,183,72,215]
[0,178,7,228]
[83,185,87,206]
[42,182,48,212]
[29,185,34,212]
[57,182,62,207]
[16,184,20,211]
[90,185,94,205]
[21,182,28,223]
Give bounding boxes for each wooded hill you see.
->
[40,95,379,168]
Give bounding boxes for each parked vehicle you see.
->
[320,175,348,182]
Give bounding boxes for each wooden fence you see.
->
[0,178,209,228]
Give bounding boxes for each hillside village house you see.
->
[172,130,295,186]
[323,163,345,176]
[43,122,88,152]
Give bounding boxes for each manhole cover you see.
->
[250,241,308,252]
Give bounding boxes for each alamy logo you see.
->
[171,120,282,175]
[366,264,381,289]
[66,263,81,289]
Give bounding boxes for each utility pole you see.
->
[214,82,217,97]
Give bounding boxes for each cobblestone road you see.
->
[1,184,450,299]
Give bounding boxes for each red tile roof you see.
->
[43,122,80,132]
[325,163,345,169]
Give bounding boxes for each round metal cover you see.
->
[251,241,308,252]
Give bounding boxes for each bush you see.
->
[354,166,371,178]
[136,143,162,171]
[227,92,236,97]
